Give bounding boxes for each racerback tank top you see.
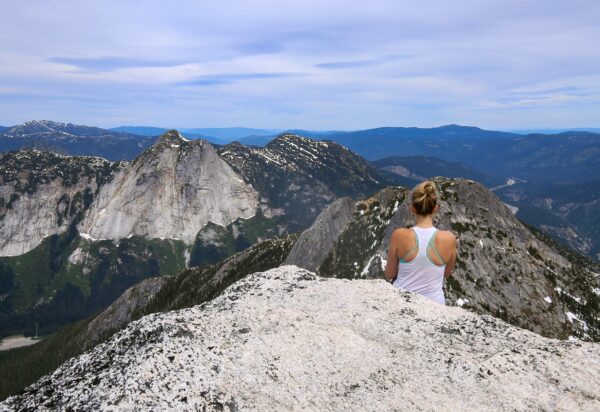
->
[392,226,446,305]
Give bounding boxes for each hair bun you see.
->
[424,182,435,196]
[411,180,438,216]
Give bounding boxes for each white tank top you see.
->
[392,226,446,305]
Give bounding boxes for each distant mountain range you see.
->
[321,126,600,184]
[109,126,341,146]
[0,120,155,160]
[508,128,600,134]
[2,120,600,258]
[372,156,505,188]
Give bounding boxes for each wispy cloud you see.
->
[315,54,412,69]
[180,72,306,86]
[50,56,185,71]
[236,40,286,56]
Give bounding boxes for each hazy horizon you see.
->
[4,120,600,136]
[1,1,599,130]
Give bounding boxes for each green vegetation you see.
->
[141,234,297,316]
[445,276,464,294]
[451,221,476,234]
[0,230,187,339]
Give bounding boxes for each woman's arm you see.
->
[384,230,400,282]
[443,232,457,278]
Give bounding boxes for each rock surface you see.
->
[0,150,120,256]
[2,266,599,411]
[285,197,354,271]
[78,131,259,244]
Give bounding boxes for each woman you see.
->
[384,180,457,305]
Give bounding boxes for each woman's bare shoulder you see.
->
[436,230,457,244]
[392,228,414,239]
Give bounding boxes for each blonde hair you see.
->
[412,180,438,215]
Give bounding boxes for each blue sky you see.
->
[1,0,599,129]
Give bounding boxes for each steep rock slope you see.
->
[0,151,122,256]
[78,131,259,244]
[285,197,354,271]
[2,266,599,411]
[0,120,154,160]
[292,179,600,341]
[218,134,393,231]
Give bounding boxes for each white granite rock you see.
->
[3,266,599,411]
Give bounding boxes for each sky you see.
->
[1,0,599,130]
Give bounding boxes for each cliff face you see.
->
[0,151,121,256]
[284,197,354,271]
[3,266,599,411]
[78,131,259,244]
[2,131,389,257]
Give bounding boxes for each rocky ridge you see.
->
[218,133,393,231]
[2,266,599,411]
[0,150,122,256]
[0,131,391,340]
[2,178,599,401]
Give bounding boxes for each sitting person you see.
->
[384,180,457,304]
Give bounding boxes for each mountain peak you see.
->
[266,132,339,151]
[267,132,310,145]
[6,120,63,135]
[155,129,190,146]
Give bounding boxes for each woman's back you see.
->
[392,226,446,304]
[384,180,457,304]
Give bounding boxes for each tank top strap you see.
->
[427,230,446,265]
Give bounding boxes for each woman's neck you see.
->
[415,214,434,228]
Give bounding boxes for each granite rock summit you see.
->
[3,266,599,411]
